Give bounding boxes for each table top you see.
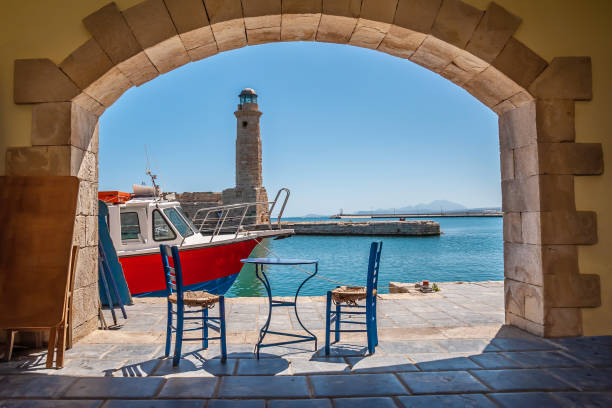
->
[241,257,318,265]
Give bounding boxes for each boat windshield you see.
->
[163,207,194,237]
[176,206,199,235]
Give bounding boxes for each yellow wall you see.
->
[1,0,610,334]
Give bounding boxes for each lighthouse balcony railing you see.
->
[191,188,290,243]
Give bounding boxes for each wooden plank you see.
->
[0,176,79,329]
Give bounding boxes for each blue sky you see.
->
[99,42,500,217]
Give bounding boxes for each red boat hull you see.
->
[118,239,259,295]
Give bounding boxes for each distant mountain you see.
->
[355,200,469,215]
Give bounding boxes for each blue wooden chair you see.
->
[325,241,383,355]
[160,245,227,366]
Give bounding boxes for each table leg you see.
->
[255,264,273,359]
[293,262,318,351]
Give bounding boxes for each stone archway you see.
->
[6,0,603,340]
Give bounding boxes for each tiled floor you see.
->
[1,281,611,406]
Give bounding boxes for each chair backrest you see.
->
[366,241,383,300]
[160,245,184,300]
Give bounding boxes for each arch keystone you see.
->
[350,0,398,49]
[204,0,247,51]
[281,0,321,42]
[241,0,281,45]
[317,0,361,44]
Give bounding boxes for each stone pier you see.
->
[251,220,440,236]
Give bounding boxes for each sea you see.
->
[226,216,503,297]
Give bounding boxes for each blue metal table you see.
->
[240,257,318,358]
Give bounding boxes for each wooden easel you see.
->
[0,176,80,369]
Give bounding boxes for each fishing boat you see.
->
[99,184,293,296]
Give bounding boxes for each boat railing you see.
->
[191,188,290,242]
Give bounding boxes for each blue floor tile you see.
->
[397,371,489,394]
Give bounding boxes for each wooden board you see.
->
[0,176,79,329]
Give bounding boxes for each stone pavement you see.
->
[1,281,611,406]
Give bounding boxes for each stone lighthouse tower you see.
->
[222,88,269,224]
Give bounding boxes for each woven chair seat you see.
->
[168,291,219,308]
[331,286,376,306]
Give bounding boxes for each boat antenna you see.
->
[144,145,161,202]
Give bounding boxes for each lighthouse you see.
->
[222,88,269,224]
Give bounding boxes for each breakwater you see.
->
[250,220,440,236]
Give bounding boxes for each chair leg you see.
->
[366,308,374,355]
[334,302,341,343]
[373,302,379,346]
[203,307,208,349]
[46,327,57,368]
[325,292,331,356]
[219,296,227,362]
[165,302,172,357]
[173,305,184,367]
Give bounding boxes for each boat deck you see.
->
[1,281,611,406]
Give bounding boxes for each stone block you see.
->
[72,92,106,116]
[84,67,133,107]
[520,211,541,245]
[504,242,542,285]
[188,43,219,61]
[117,51,159,86]
[492,37,547,89]
[73,216,87,248]
[378,26,426,59]
[394,0,442,33]
[540,211,597,245]
[77,180,98,216]
[538,175,575,212]
[83,3,142,65]
[204,0,244,23]
[506,310,544,337]
[210,18,247,51]
[14,59,81,103]
[499,100,536,150]
[500,148,514,180]
[544,273,600,308]
[492,99,515,115]
[31,102,71,146]
[282,0,321,14]
[323,0,362,18]
[281,14,320,42]
[74,246,98,289]
[440,51,488,85]
[72,102,100,151]
[410,36,461,73]
[243,11,281,45]
[165,0,210,35]
[510,91,534,107]
[60,39,114,90]
[180,25,218,51]
[541,245,578,276]
[6,146,71,176]
[545,308,581,337]
[123,0,177,49]
[71,283,100,332]
[76,149,98,183]
[538,143,603,175]
[503,213,521,243]
[349,19,391,49]
[431,0,483,49]
[529,57,592,100]
[316,14,357,44]
[513,144,538,179]
[85,216,98,247]
[145,35,190,73]
[360,0,398,24]
[464,65,523,108]
[505,279,544,324]
[90,122,99,154]
[466,3,521,63]
[536,99,575,143]
[502,177,539,212]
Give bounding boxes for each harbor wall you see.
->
[252,220,440,236]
